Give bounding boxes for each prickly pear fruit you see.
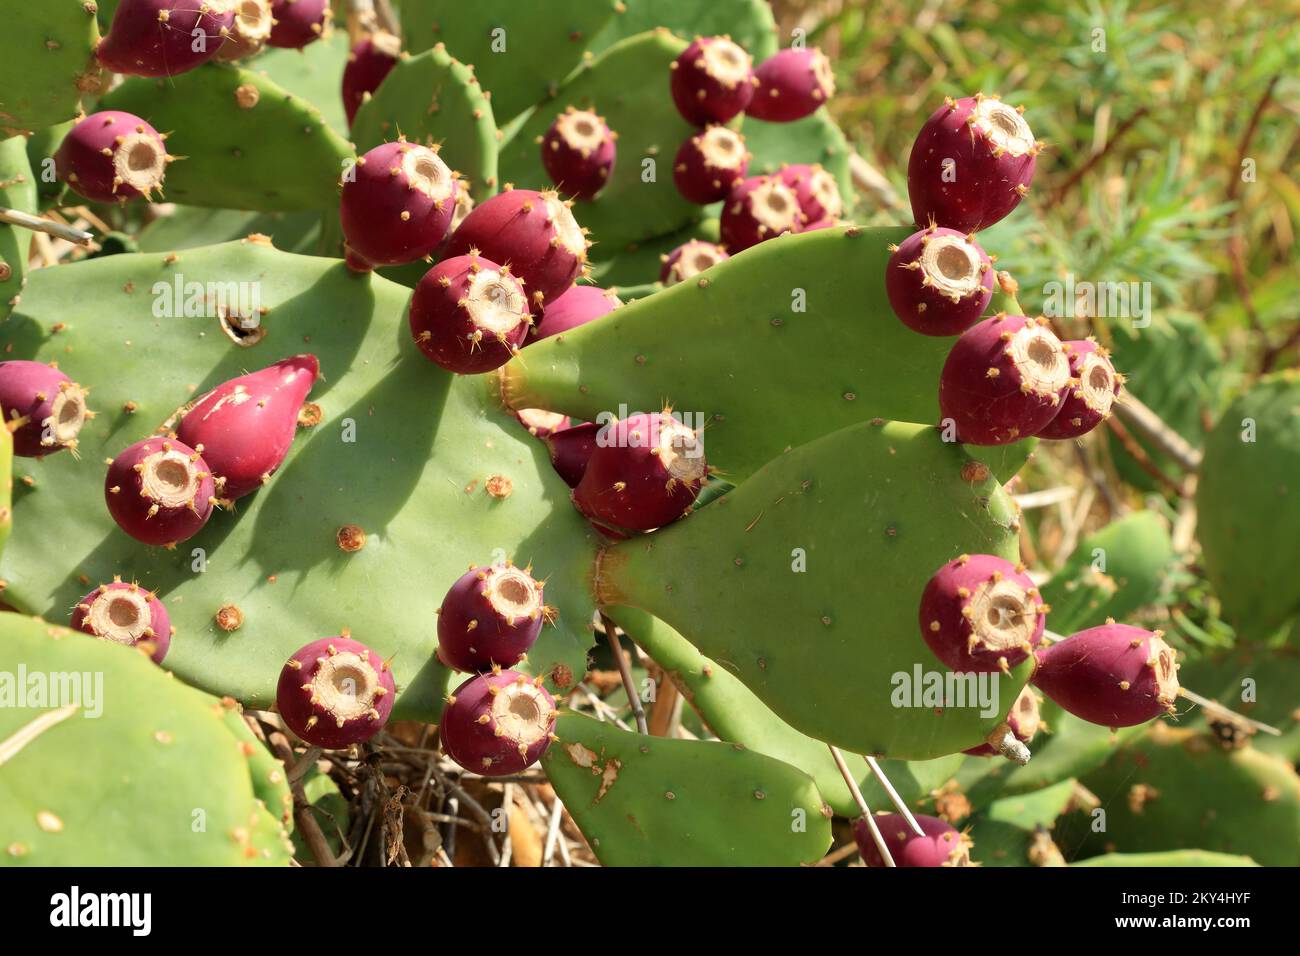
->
[267,0,331,49]
[539,108,617,202]
[409,254,531,374]
[0,360,90,458]
[964,685,1041,757]
[1031,623,1180,728]
[276,637,396,748]
[885,225,994,336]
[573,412,707,533]
[97,0,238,78]
[342,30,402,126]
[544,421,599,488]
[673,126,750,204]
[515,409,570,439]
[776,163,843,223]
[71,579,173,664]
[918,553,1046,673]
[439,670,557,776]
[105,437,217,546]
[669,36,754,126]
[175,354,319,500]
[340,140,457,271]
[54,111,170,204]
[436,563,546,673]
[938,314,1070,445]
[532,284,622,340]
[855,813,973,867]
[747,48,835,122]
[443,187,589,313]
[720,175,802,252]
[214,0,274,61]
[660,240,729,286]
[1035,339,1122,440]
[907,94,1039,233]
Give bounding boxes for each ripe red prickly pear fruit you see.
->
[439,669,557,776]
[659,240,729,286]
[776,163,842,223]
[339,140,457,271]
[105,437,217,546]
[673,126,750,204]
[1031,623,1180,728]
[720,175,802,252]
[409,253,531,374]
[214,0,274,62]
[0,360,91,458]
[515,408,570,439]
[855,813,973,867]
[907,94,1039,233]
[885,225,994,337]
[97,0,238,77]
[1035,338,1122,440]
[963,685,1041,757]
[747,47,835,122]
[669,36,754,126]
[175,354,319,500]
[71,580,173,664]
[54,111,170,204]
[544,421,599,488]
[918,553,1046,673]
[276,637,396,748]
[574,412,707,533]
[532,284,622,341]
[443,187,590,313]
[539,108,617,202]
[938,314,1071,445]
[267,0,331,49]
[436,563,546,673]
[342,30,401,126]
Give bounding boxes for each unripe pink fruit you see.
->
[918,553,1046,674]
[339,140,457,271]
[669,36,754,126]
[105,437,217,546]
[176,354,319,499]
[908,94,1039,233]
[747,47,835,122]
[276,637,396,748]
[885,225,994,336]
[544,421,599,488]
[436,563,546,673]
[855,813,973,867]
[659,240,729,286]
[963,685,1041,757]
[0,360,91,457]
[409,254,531,374]
[1035,339,1122,440]
[539,108,617,201]
[532,284,622,340]
[1032,623,1180,728]
[342,30,401,126]
[71,580,173,664]
[776,163,842,222]
[720,175,801,252]
[515,408,571,439]
[97,0,238,77]
[267,0,331,49]
[440,670,557,776]
[54,111,170,204]
[673,126,750,204]
[938,314,1071,445]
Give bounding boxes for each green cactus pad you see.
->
[744,110,855,214]
[1072,850,1258,867]
[596,419,1031,759]
[137,206,324,256]
[588,218,719,290]
[0,2,100,137]
[22,122,72,210]
[543,712,832,866]
[291,764,349,862]
[1,136,38,321]
[966,776,1077,866]
[589,0,779,61]
[216,704,293,829]
[0,426,11,561]
[253,30,352,137]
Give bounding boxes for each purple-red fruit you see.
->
[267,0,331,49]
[669,36,754,126]
[342,30,401,126]
[539,108,617,201]
[938,314,1070,445]
[175,354,319,499]
[276,637,396,748]
[673,126,750,204]
[71,580,173,664]
[409,254,531,374]
[532,284,622,340]
[515,408,571,439]
[919,553,1046,673]
[1035,339,1122,440]
[440,670,557,776]
[0,360,90,457]
[885,225,994,336]
[747,47,835,122]
[720,175,802,252]
[777,163,842,223]
[340,140,457,271]
[54,111,169,204]
[964,686,1041,757]
[214,0,274,61]
[443,187,589,313]
[908,94,1039,233]
[436,563,546,673]
[105,437,217,546]
[574,412,707,533]
[544,421,599,488]
[855,813,973,867]
[660,240,729,286]
[97,0,238,77]
[1031,623,1180,728]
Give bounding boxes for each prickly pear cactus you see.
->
[0,136,37,319]
[1,3,101,136]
